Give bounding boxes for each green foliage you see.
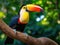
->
[0,0,60,45]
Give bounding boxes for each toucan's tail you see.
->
[5,37,14,45]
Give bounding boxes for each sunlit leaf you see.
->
[36,0,42,5]
[1,34,5,39]
[57,20,60,24]
[41,21,49,25]
[0,11,5,18]
[43,18,47,21]
[47,1,52,4]
[45,7,48,10]
[11,6,16,11]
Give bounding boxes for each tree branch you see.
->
[0,19,58,45]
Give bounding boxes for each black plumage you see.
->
[5,16,27,45]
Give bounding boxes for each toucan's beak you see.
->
[26,4,43,12]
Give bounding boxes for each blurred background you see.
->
[0,0,60,45]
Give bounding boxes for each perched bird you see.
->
[5,4,43,45]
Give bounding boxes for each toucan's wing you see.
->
[5,16,19,44]
[9,16,19,28]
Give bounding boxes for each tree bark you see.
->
[0,19,58,45]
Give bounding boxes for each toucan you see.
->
[5,4,43,45]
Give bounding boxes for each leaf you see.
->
[0,11,5,18]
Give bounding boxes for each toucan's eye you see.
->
[23,6,26,9]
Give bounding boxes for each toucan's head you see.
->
[18,4,44,24]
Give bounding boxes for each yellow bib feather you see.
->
[20,8,29,24]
